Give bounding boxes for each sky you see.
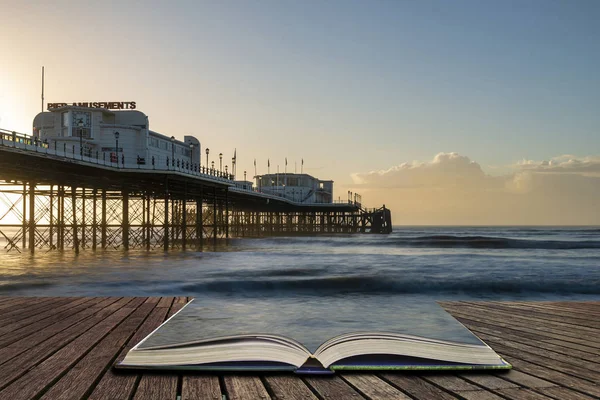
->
[1,0,599,224]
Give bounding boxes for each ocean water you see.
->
[1,226,599,315]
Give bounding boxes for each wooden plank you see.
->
[475,339,600,382]
[0,297,49,312]
[0,297,93,339]
[89,303,170,400]
[0,297,70,328]
[224,376,270,400]
[379,374,459,400]
[0,297,130,390]
[494,302,600,324]
[496,370,556,389]
[0,297,101,348]
[422,374,482,392]
[133,374,178,400]
[303,376,365,400]
[181,375,221,400]
[0,298,138,400]
[445,303,600,341]
[494,388,555,399]
[443,305,600,350]
[157,297,173,309]
[537,386,599,400]
[456,391,505,400]
[39,301,157,400]
[459,319,600,363]
[342,374,411,399]
[498,357,600,398]
[458,372,520,390]
[263,375,317,400]
[0,297,109,364]
[460,302,600,329]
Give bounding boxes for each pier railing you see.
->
[0,128,235,183]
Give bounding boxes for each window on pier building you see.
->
[72,111,92,139]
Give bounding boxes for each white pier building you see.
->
[254,173,333,204]
[32,104,200,168]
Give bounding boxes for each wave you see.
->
[179,275,600,295]
[0,281,54,292]
[247,234,600,250]
[394,235,600,250]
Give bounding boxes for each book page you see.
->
[137,297,485,353]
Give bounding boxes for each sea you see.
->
[1,227,599,313]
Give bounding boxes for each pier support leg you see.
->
[146,195,151,250]
[196,186,203,250]
[59,186,65,251]
[182,184,187,250]
[225,190,229,239]
[213,187,217,245]
[101,189,107,249]
[92,189,97,250]
[22,184,26,250]
[122,189,129,251]
[81,189,86,248]
[164,181,169,251]
[49,186,54,249]
[71,186,79,254]
[28,182,35,253]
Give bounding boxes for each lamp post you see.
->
[225,165,228,179]
[170,136,175,168]
[219,153,223,173]
[211,161,215,175]
[244,170,247,181]
[205,147,209,168]
[114,131,120,168]
[232,157,235,179]
[78,119,84,159]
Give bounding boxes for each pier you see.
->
[0,298,597,399]
[0,129,391,253]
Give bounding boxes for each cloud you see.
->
[515,155,600,175]
[351,152,492,189]
[349,153,600,225]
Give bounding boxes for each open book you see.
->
[118,299,510,373]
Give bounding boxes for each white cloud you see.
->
[349,152,600,225]
[351,152,490,189]
[516,155,600,175]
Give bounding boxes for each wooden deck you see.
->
[0,298,598,400]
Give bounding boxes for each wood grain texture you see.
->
[39,301,156,400]
[0,299,596,400]
[342,374,411,399]
[133,374,178,400]
[181,375,221,400]
[379,374,459,400]
[0,299,137,400]
[263,375,317,400]
[304,376,364,400]
[224,376,270,400]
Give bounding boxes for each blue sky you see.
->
[1,0,599,222]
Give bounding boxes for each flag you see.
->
[233,148,236,161]
[253,159,256,166]
[285,157,287,166]
[268,159,270,167]
[302,158,304,165]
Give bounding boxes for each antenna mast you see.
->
[41,66,45,112]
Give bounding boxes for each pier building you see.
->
[33,106,201,168]
[0,105,392,253]
[255,173,334,204]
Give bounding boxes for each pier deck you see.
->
[0,298,598,399]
